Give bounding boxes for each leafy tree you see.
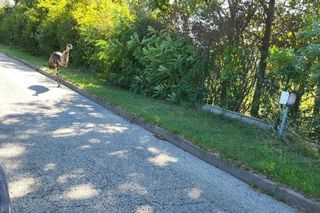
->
[250,0,275,116]
[0,0,318,140]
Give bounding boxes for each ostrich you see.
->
[48,44,73,87]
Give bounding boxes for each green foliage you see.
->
[0,5,38,52]
[298,18,320,83]
[96,26,207,103]
[268,48,301,82]
[268,16,320,140]
[0,0,206,104]
[135,27,206,104]
[0,0,319,140]
[36,2,67,54]
[2,43,319,199]
[70,0,135,70]
[219,46,257,111]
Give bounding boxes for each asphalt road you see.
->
[0,52,297,212]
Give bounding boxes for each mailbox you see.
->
[287,93,297,106]
[278,91,297,136]
[279,91,289,105]
[279,91,296,106]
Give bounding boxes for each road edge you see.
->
[2,52,320,212]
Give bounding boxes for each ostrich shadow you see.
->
[28,85,49,96]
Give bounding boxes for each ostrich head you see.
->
[66,44,73,51]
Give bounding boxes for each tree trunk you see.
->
[220,80,227,107]
[250,0,275,116]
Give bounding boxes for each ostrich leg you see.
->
[56,68,61,87]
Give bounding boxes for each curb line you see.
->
[201,104,273,130]
[2,52,320,212]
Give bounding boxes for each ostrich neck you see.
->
[62,49,70,65]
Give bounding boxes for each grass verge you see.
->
[0,43,319,200]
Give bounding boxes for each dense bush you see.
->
[0,5,39,53]
[95,27,207,103]
[0,0,206,104]
[0,0,73,54]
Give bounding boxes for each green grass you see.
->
[1,43,319,200]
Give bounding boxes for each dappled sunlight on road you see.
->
[57,169,86,184]
[52,123,129,138]
[64,184,99,200]
[9,177,37,198]
[25,129,40,134]
[147,146,178,167]
[187,187,202,199]
[52,127,85,138]
[98,123,129,134]
[109,150,129,158]
[0,144,26,158]
[3,161,23,173]
[147,147,160,154]
[148,154,178,167]
[1,117,20,125]
[88,112,104,118]
[118,182,148,196]
[89,138,101,144]
[74,103,93,108]
[43,163,56,172]
[80,144,91,149]
[134,204,154,213]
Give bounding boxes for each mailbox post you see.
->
[279,91,296,137]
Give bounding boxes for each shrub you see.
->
[96,26,207,104]
[0,0,207,104]
[36,0,72,55]
[0,4,43,54]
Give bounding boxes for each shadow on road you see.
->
[28,85,49,96]
[0,94,215,212]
